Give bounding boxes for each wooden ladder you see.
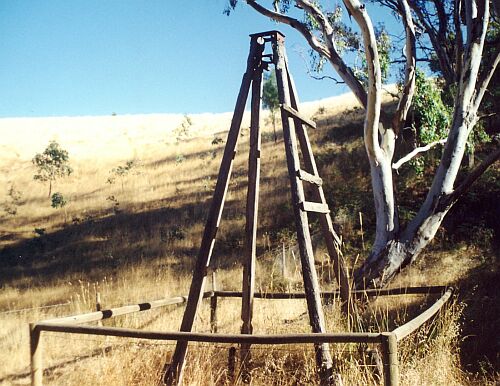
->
[163,30,351,386]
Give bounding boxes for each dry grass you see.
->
[0,90,495,385]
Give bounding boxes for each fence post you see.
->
[381,332,399,386]
[96,292,103,327]
[30,323,43,386]
[282,242,287,278]
[210,272,218,333]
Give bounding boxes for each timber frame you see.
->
[162,30,352,385]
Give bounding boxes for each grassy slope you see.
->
[0,93,498,385]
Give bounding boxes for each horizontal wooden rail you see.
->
[41,292,213,325]
[392,287,453,341]
[214,286,447,300]
[33,322,384,344]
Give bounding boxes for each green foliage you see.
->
[262,70,279,112]
[175,154,185,165]
[32,141,73,196]
[411,70,451,145]
[50,192,67,209]
[354,24,392,86]
[262,70,280,142]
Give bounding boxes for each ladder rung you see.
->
[299,201,330,214]
[297,169,323,186]
[281,104,317,129]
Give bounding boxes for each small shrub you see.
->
[107,160,137,191]
[160,226,186,243]
[34,228,46,236]
[50,192,67,209]
[175,154,185,165]
[211,136,224,146]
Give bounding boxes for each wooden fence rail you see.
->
[29,286,453,386]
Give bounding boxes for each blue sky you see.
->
[0,1,398,118]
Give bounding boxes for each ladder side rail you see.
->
[285,62,353,311]
[272,36,335,384]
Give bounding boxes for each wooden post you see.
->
[240,43,263,383]
[96,292,102,311]
[30,323,43,386]
[163,36,265,386]
[282,242,287,278]
[381,333,399,386]
[210,273,218,333]
[96,292,102,327]
[272,32,335,385]
[227,346,237,382]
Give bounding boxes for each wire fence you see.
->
[0,301,72,315]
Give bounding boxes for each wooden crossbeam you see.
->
[281,104,317,129]
[297,169,323,186]
[299,201,330,214]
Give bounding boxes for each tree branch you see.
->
[392,0,417,135]
[473,45,500,114]
[245,0,330,58]
[409,0,454,84]
[343,0,382,160]
[439,146,500,209]
[454,0,464,82]
[392,138,447,170]
[296,0,369,108]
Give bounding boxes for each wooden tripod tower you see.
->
[164,31,351,385]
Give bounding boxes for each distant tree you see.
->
[107,160,136,192]
[262,69,280,142]
[33,141,73,198]
[173,114,193,143]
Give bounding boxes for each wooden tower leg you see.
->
[272,34,336,385]
[240,49,264,380]
[163,37,265,386]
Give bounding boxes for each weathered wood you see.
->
[95,293,102,312]
[297,169,323,186]
[214,286,447,299]
[300,201,330,214]
[392,287,453,341]
[228,346,237,382]
[30,323,43,386]
[241,62,263,381]
[281,103,317,129]
[210,273,218,334]
[164,37,265,386]
[381,332,399,386]
[285,62,352,314]
[241,58,263,337]
[34,322,384,344]
[41,295,196,325]
[273,33,335,385]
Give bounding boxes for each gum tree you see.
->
[33,141,73,198]
[226,0,500,288]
